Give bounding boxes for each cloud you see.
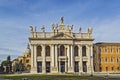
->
[0,47,22,54]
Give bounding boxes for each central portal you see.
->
[60,61,65,72]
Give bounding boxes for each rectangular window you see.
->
[74,61,79,72]
[106,67,108,71]
[105,48,107,52]
[117,57,119,63]
[111,67,114,71]
[37,62,42,73]
[110,48,112,53]
[117,67,120,71]
[46,62,50,73]
[117,48,119,53]
[26,59,29,63]
[111,57,113,62]
[105,57,108,62]
[99,67,102,72]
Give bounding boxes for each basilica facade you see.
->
[29,17,94,74]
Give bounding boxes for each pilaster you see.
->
[30,44,37,73]
[90,44,94,73]
[68,45,74,73]
[42,44,46,73]
[86,45,92,74]
[53,45,58,73]
[79,45,83,73]
[51,44,58,73]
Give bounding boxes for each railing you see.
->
[30,32,93,39]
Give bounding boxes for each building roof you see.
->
[94,42,120,46]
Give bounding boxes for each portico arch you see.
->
[74,45,78,56]
[60,45,65,56]
[37,45,42,56]
[45,45,50,56]
[82,45,86,56]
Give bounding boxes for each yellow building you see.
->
[93,42,120,73]
[12,44,31,72]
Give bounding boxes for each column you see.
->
[51,44,58,73]
[68,45,74,73]
[67,45,70,67]
[65,60,68,73]
[79,45,83,73]
[42,44,46,73]
[67,45,71,73]
[65,45,68,73]
[55,45,58,72]
[90,44,94,73]
[51,44,54,66]
[30,44,37,73]
[34,45,37,67]
[31,44,34,68]
[86,45,91,73]
[59,61,61,73]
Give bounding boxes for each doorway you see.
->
[60,61,65,72]
[37,62,42,73]
[46,62,50,73]
[83,61,87,72]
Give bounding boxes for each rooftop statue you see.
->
[60,17,64,24]
[30,26,33,32]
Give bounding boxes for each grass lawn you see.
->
[0,74,116,80]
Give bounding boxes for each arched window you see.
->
[74,46,78,56]
[82,46,86,56]
[45,46,50,56]
[60,45,65,56]
[37,46,42,56]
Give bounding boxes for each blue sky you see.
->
[0,0,120,61]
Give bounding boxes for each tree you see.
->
[0,64,4,72]
[0,60,7,72]
[1,60,7,66]
[6,55,12,73]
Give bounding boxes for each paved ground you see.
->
[93,73,120,79]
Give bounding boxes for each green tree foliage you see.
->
[6,55,12,73]
[0,64,4,72]
[1,60,7,66]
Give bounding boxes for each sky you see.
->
[0,0,120,62]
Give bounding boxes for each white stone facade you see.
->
[29,17,94,74]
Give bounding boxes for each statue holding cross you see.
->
[60,17,64,24]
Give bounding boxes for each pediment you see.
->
[51,33,73,39]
